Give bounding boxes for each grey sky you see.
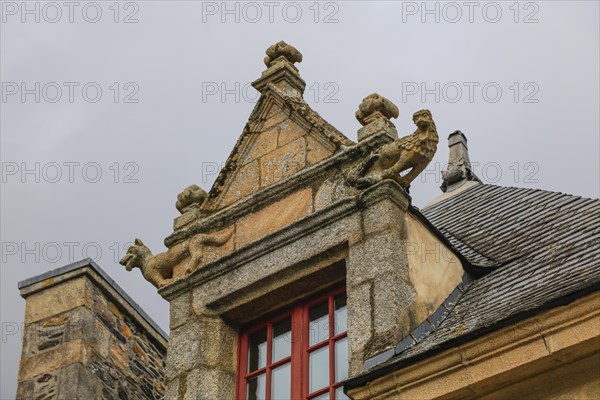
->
[1,1,599,398]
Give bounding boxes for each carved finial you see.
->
[264,40,303,68]
[175,184,207,214]
[440,131,481,192]
[355,93,399,126]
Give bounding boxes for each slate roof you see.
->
[346,183,600,389]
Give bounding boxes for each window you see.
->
[237,287,349,400]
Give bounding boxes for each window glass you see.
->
[335,386,349,399]
[334,294,347,335]
[272,318,292,362]
[247,373,266,400]
[309,302,329,345]
[271,362,291,400]
[240,288,348,400]
[334,337,348,383]
[248,329,267,372]
[309,345,330,393]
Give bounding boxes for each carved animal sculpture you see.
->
[119,229,233,288]
[354,109,439,191]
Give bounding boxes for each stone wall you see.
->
[16,259,168,400]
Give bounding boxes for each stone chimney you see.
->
[16,259,167,400]
[441,130,481,192]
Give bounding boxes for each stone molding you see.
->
[159,179,410,302]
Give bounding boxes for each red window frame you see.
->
[237,286,347,400]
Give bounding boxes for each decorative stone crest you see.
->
[355,93,400,141]
[176,184,207,213]
[264,40,303,67]
[355,93,399,126]
[349,109,439,191]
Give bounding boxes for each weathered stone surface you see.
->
[347,228,409,287]
[166,320,201,380]
[372,275,415,343]
[19,339,92,381]
[164,376,180,400]
[355,93,399,126]
[314,175,359,211]
[277,118,304,146]
[170,292,192,330]
[247,127,280,162]
[306,134,334,165]
[184,367,235,400]
[361,195,407,237]
[18,262,167,400]
[57,362,100,400]
[24,278,87,323]
[259,136,306,187]
[347,282,374,376]
[220,160,260,207]
[15,378,34,400]
[235,187,313,248]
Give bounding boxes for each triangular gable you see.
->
[205,84,354,210]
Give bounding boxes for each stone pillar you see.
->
[16,259,167,400]
[164,291,237,400]
[346,180,414,375]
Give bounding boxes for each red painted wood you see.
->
[238,286,347,400]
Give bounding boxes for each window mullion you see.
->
[265,323,273,400]
[291,304,304,399]
[328,295,335,396]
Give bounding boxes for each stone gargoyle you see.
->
[119,184,233,288]
[350,109,439,191]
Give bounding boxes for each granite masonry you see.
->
[16,259,168,400]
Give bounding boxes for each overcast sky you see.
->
[1,1,599,397]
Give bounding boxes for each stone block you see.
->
[259,136,306,187]
[24,278,87,324]
[184,367,235,400]
[277,118,305,146]
[357,117,398,142]
[347,228,409,287]
[361,196,406,237]
[372,274,415,343]
[165,320,202,380]
[235,188,313,249]
[219,160,260,207]
[250,126,280,160]
[164,376,181,400]
[306,134,333,164]
[15,378,34,400]
[19,340,92,381]
[58,362,100,400]
[347,282,373,376]
[170,291,192,330]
